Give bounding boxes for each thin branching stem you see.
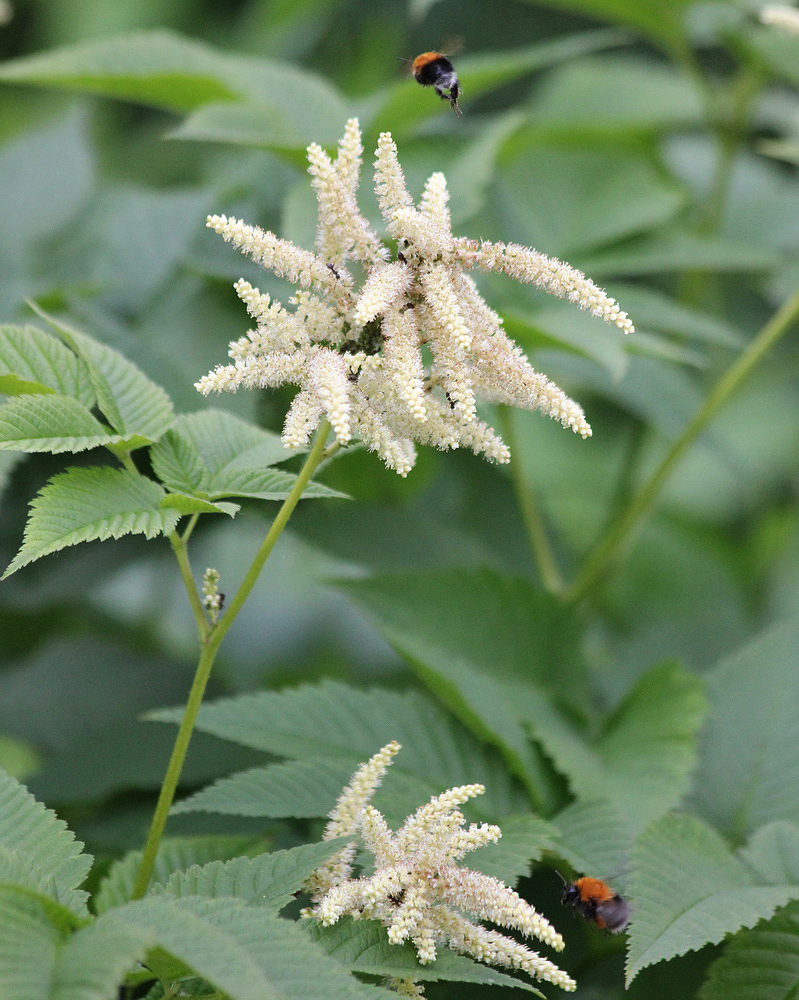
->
[131,421,332,899]
[500,407,565,596]
[566,292,799,605]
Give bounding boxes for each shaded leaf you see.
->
[149,681,527,821]
[155,839,350,911]
[160,493,240,517]
[467,814,559,884]
[339,569,585,809]
[551,799,632,886]
[3,466,180,578]
[33,305,174,449]
[151,410,344,500]
[0,770,91,917]
[0,325,94,405]
[692,619,799,841]
[104,895,392,1000]
[94,836,256,914]
[526,663,706,834]
[0,394,121,453]
[308,920,545,995]
[699,900,799,1000]
[739,822,799,886]
[626,813,799,984]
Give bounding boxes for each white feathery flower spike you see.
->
[198,119,633,475]
[303,742,578,993]
[760,4,799,32]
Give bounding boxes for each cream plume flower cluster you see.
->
[197,119,632,476]
[760,4,799,32]
[304,742,577,993]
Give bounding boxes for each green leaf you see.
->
[699,900,799,1000]
[160,493,240,517]
[740,822,799,885]
[0,394,122,453]
[0,325,94,405]
[339,569,585,808]
[0,31,350,148]
[51,915,150,1000]
[626,813,799,984]
[172,758,364,819]
[149,681,527,821]
[151,410,345,500]
[528,55,703,135]
[33,305,174,449]
[155,839,350,911]
[3,466,180,578]
[551,799,632,885]
[104,895,392,1000]
[512,0,691,48]
[582,230,777,278]
[94,836,256,914]
[692,619,799,841]
[0,770,91,917]
[526,663,707,834]
[308,920,545,995]
[0,887,77,999]
[467,814,560,884]
[609,284,745,349]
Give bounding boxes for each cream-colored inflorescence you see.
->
[303,742,577,993]
[197,120,632,476]
[760,4,799,32]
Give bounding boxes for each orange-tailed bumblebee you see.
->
[411,51,461,115]
[559,874,629,934]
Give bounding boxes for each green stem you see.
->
[566,292,799,605]
[131,420,332,899]
[170,529,209,638]
[500,408,565,596]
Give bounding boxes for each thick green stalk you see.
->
[567,293,799,605]
[131,421,332,899]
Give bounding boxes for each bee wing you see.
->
[597,895,629,934]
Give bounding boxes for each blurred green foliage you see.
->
[0,0,798,996]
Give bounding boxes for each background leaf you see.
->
[0,769,91,918]
[626,813,799,984]
[3,467,180,578]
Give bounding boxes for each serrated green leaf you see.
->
[0,394,121,453]
[626,813,799,984]
[551,799,633,885]
[52,916,150,1000]
[151,410,344,501]
[32,305,174,448]
[0,31,350,148]
[160,493,239,516]
[105,896,392,1000]
[692,619,799,841]
[467,814,559,884]
[172,758,362,818]
[155,839,350,911]
[149,681,527,821]
[307,920,545,995]
[94,836,256,914]
[739,822,799,886]
[0,374,57,396]
[0,324,94,406]
[527,663,706,835]
[338,569,582,810]
[3,466,180,578]
[699,899,799,1000]
[0,769,91,918]
[0,887,75,999]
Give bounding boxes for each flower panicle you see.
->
[199,118,633,476]
[303,742,577,993]
[760,4,799,33]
